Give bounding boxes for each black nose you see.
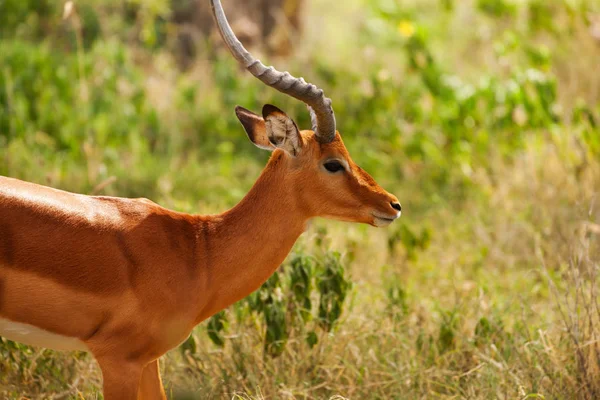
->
[391,202,402,212]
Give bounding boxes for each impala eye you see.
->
[323,160,345,173]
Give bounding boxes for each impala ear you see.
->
[235,105,303,156]
[262,104,302,156]
[235,106,274,151]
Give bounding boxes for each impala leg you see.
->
[97,357,143,400]
[138,359,167,400]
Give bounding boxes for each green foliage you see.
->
[289,253,315,323]
[316,251,352,332]
[437,309,459,354]
[204,246,352,358]
[0,0,54,40]
[477,0,517,18]
[474,316,506,347]
[528,0,558,33]
[573,99,600,157]
[206,310,227,348]
[0,337,87,394]
[384,274,409,321]
[255,270,289,357]
[0,40,151,149]
[388,222,431,261]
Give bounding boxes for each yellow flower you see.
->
[397,20,415,38]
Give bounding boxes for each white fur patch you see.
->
[0,317,88,351]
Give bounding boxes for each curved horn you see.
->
[210,0,336,143]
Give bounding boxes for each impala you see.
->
[0,0,401,398]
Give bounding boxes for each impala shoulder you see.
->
[91,196,196,229]
[135,197,158,206]
[92,196,154,216]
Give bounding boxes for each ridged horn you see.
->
[210,0,336,143]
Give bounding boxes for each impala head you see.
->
[211,0,401,227]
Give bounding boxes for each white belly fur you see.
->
[0,317,89,352]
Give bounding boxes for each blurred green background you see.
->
[1,0,599,398]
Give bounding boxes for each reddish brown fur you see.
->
[0,122,399,399]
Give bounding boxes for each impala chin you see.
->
[371,211,401,227]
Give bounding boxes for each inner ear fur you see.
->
[261,104,302,156]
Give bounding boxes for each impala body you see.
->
[0,1,401,398]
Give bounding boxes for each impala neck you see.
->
[196,152,308,322]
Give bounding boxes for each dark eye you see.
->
[323,160,345,173]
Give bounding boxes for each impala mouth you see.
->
[371,211,401,227]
